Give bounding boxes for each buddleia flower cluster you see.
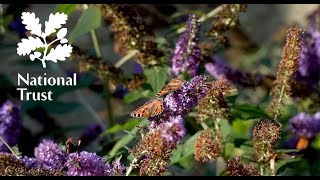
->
[0,152,66,176]
[96,4,163,66]
[130,75,210,175]
[196,79,230,123]
[252,119,282,163]
[207,4,247,50]
[267,28,303,119]
[286,112,320,150]
[194,129,224,162]
[0,100,21,152]
[18,139,126,176]
[171,14,201,78]
[204,56,268,88]
[226,156,260,176]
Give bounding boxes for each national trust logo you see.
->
[16,12,73,68]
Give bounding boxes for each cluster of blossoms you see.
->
[226,156,260,176]
[0,100,21,152]
[297,11,320,89]
[131,75,210,175]
[204,56,265,88]
[171,14,201,78]
[12,139,126,176]
[286,112,320,150]
[252,119,282,163]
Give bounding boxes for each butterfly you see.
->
[65,138,81,154]
[296,137,309,151]
[130,99,164,118]
[156,78,186,97]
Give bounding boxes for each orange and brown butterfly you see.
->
[66,138,81,155]
[156,78,186,97]
[296,137,309,151]
[130,99,164,118]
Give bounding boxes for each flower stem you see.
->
[0,135,19,159]
[126,156,138,176]
[115,50,138,68]
[270,154,276,176]
[83,4,114,127]
[274,83,286,121]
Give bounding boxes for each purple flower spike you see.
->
[172,14,201,78]
[66,151,109,176]
[21,156,39,169]
[0,100,21,152]
[290,112,320,139]
[34,139,67,172]
[149,75,208,145]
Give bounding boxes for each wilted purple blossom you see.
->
[205,56,263,87]
[109,161,126,176]
[297,15,320,86]
[152,115,186,145]
[133,62,144,75]
[149,75,208,144]
[21,156,39,169]
[34,139,67,172]
[66,151,109,176]
[112,85,130,99]
[172,14,201,78]
[82,123,103,140]
[290,112,320,139]
[8,17,27,39]
[0,100,21,152]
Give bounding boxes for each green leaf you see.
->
[170,144,184,164]
[276,149,299,154]
[222,142,236,159]
[231,119,254,140]
[11,145,22,157]
[69,7,101,44]
[276,157,301,175]
[101,119,140,135]
[311,134,320,150]
[230,104,268,120]
[108,119,148,156]
[219,120,232,141]
[124,89,153,104]
[144,66,168,96]
[55,4,77,15]
[171,131,203,164]
[2,14,13,30]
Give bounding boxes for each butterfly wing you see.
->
[165,78,186,91]
[66,138,81,154]
[151,100,164,117]
[130,100,163,118]
[156,78,186,97]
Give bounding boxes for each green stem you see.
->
[126,156,138,176]
[103,77,115,127]
[274,82,286,121]
[114,50,138,68]
[0,135,19,159]
[83,4,114,127]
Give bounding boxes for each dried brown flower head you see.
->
[194,129,224,162]
[0,153,26,176]
[267,28,303,120]
[96,4,163,66]
[197,80,230,123]
[207,4,247,50]
[252,119,282,162]
[130,129,175,176]
[226,156,260,176]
